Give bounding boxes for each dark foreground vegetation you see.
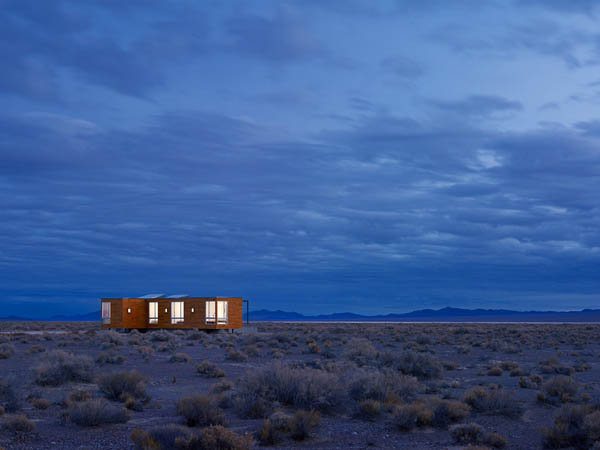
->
[1,321,600,449]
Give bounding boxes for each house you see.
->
[101,295,243,331]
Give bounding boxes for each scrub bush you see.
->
[289,410,320,440]
[1,414,35,432]
[177,395,226,427]
[464,386,522,418]
[98,370,149,403]
[35,350,93,386]
[196,361,225,378]
[69,399,129,426]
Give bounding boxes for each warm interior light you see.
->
[165,308,168,313]
[127,308,131,313]
[191,307,195,313]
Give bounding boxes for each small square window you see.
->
[191,307,195,313]
[165,308,168,313]
[127,308,132,314]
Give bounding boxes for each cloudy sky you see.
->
[2,1,600,317]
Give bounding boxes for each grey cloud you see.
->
[0,0,210,99]
[430,20,589,69]
[225,9,326,62]
[381,56,425,79]
[520,0,599,15]
[431,95,522,119]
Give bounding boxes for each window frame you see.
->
[170,301,185,324]
[149,301,158,324]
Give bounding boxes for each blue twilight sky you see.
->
[1,0,600,317]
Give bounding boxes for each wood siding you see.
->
[101,297,243,330]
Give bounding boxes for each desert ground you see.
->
[1,321,600,450]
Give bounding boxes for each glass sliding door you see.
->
[171,301,184,324]
[101,302,111,324]
[149,301,158,324]
[205,301,216,324]
[217,301,228,324]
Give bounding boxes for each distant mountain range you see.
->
[248,307,600,322]
[2,307,600,322]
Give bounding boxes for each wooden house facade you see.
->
[101,296,243,330]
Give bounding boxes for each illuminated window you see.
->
[171,301,184,324]
[191,307,195,313]
[205,301,216,324]
[127,308,132,314]
[101,302,111,324]
[149,302,158,324]
[217,301,228,324]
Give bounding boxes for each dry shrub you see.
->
[96,351,126,365]
[32,398,50,410]
[132,424,252,450]
[443,361,460,371]
[196,361,225,378]
[234,392,272,419]
[289,410,320,440]
[393,403,419,431]
[538,377,579,405]
[68,390,92,404]
[269,411,292,431]
[344,338,378,366]
[380,350,442,379]
[500,361,519,371]
[100,330,125,346]
[131,429,162,450]
[429,399,471,428]
[0,379,19,412]
[245,345,261,357]
[463,386,522,418]
[177,425,253,450]
[227,350,248,362]
[257,419,283,446]
[450,423,485,445]
[306,342,320,354]
[34,350,93,386]
[25,345,45,355]
[487,366,503,376]
[358,399,382,420]
[541,405,600,449]
[349,369,420,404]
[519,374,542,389]
[1,414,35,432]
[177,395,226,427]
[131,424,191,450]
[69,398,129,426]
[539,357,575,376]
[486,432,508,448]
[138,346,154,361]
[235,364,343,415]
[0,344,15,359]
[150,330,171,342]
[392,398,470,430]
[169,352,190,363]
[98,370,149,404]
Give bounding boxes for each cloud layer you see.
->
[1,0,600,316]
